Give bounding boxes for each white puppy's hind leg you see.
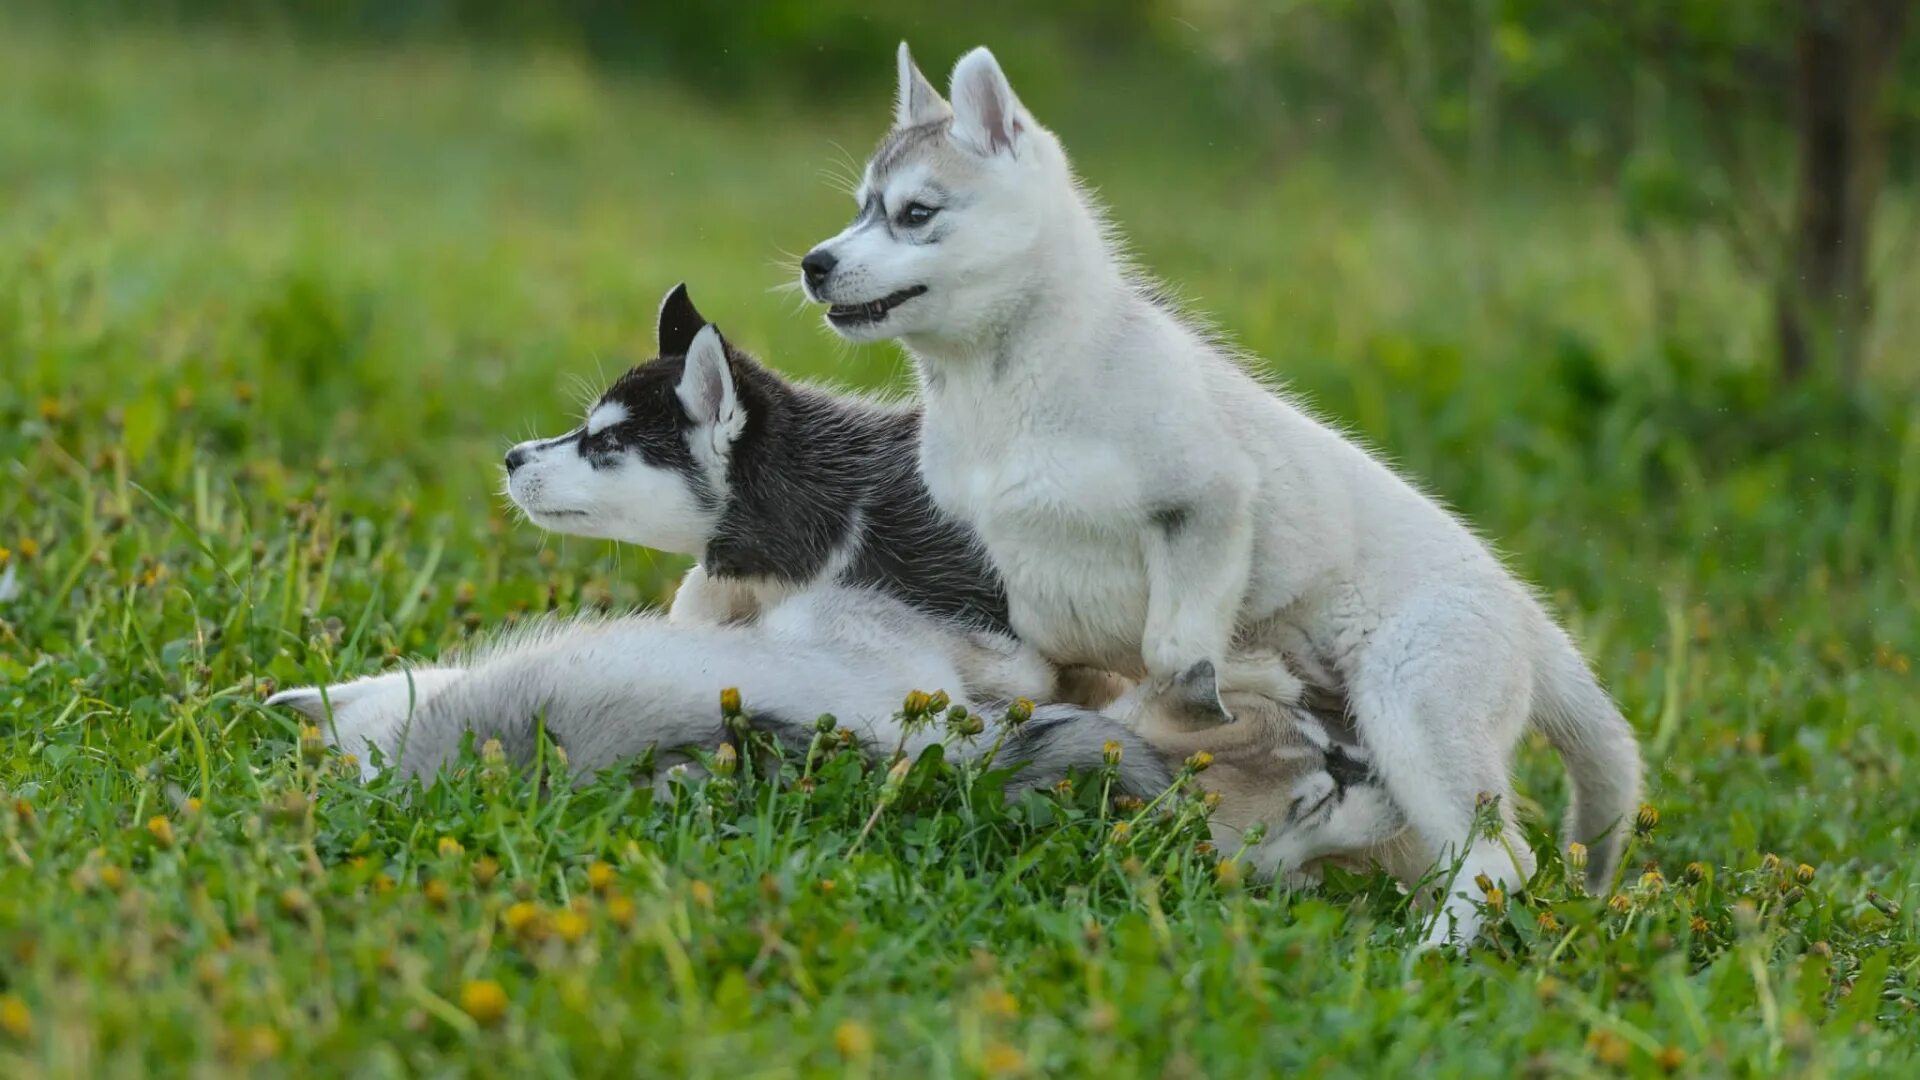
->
[1347,596,1536,947]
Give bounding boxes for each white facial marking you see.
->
[585,401,627,437]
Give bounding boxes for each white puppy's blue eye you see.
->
[898,202,938,227]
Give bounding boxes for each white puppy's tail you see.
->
[1530,634,1643,894]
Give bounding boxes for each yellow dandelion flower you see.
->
[586,861,615,894]
[551,909,589,945]
[437,836,465,858]
[0,994,30,1039]
[979,987,1019,1019]
[833,1019,873,1059]
[473,857,500,887]
[605,894,636,927]
[982,1041,1026,1075]
[460,980,509,1027]
[423,879,450,909]
[689,880,715,911]
[146,815,175,849]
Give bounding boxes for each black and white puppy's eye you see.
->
[897,202,939,227]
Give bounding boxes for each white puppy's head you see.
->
[503,284,745,555]
[799,44,1074,347]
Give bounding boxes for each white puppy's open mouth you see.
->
[826,285,927,328]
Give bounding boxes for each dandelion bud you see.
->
[1655,1046,1687,1073]
[1779,886,1805,908]
[1867,890,1901,918]
[1184,750,1213,773]
[902,690,932,718]
[146,815,175,849]
[1108,821,1132,845]
[815,713,837,734]
[926,690,950,714]
[437,836,465,858]
[719,687,743,718]
[1607,894,1632,915]
[1474,873,1495,896]
[1242,821,1267,845]
[1102,741,1124,767]
[1759,852,1781,874]
[1536,910,1560,933]
[1484,888,1507,914]
[1004,698,1033,726]
[1113,795,1146,814]
[1688,915,1710,934]
[1795,863,1816,884]
[1565,842,1589,875]
[1638,870,1664,897]
[947,707,983,738]
[1633,804,1660,837]
[1053,777,1075,797]
[480,738,506,768]
[1214,860,1243,892]
[298,724,326,765]
[712,743,738,778]
[1682,862,1707,885]
[881,756,912,800]
[1201,791,1222,812]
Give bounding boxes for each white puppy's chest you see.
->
[921,419,1152,671]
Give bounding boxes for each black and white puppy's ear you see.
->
[948,47,1024,158]
[1163,659,1234,729]
[896,42,951,128]
[657,282,708,357]
[675,325,746,462]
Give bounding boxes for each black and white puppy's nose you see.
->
[504,445,532,474]
[800,249,838,291]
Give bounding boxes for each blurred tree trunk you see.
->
[1777,0,1913,383]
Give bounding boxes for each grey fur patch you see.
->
[989,704,1175,797]
[1149,504,1191,537]
[869,120,950,183]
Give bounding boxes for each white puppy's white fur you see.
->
[801,44,1644,943]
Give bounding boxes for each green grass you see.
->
[3,21,1919,1078]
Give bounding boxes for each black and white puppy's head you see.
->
[503,284,746,556]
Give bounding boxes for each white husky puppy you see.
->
[798,44,1643,941]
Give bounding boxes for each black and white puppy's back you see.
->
[504,284,1009,634]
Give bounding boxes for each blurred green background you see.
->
[2,3,1918,1071]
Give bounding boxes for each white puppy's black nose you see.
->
[801,249,838,290]
[504,446,531,474]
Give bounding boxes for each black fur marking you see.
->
[584,361,710,499]
[656,283,706,356]
[1150,504,1191,537]
[1323,744,1374,791]
[588,335,1011,633]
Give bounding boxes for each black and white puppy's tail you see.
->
[973,702,1174,797]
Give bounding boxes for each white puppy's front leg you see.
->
[1137,480,1254,690]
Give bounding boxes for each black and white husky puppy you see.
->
[504,283,1009,634]
[268,583,1175,797]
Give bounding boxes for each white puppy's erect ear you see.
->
[675,325,745,452]
[896,42,951,128]
[948,47,1024,157]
